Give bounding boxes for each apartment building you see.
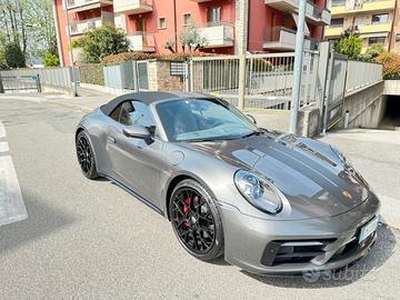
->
[324,0,397,52]
[53,0,330,66]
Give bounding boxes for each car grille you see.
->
[261,230,377,267]
[261,239,335,266]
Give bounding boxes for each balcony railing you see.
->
[330,0,396,14]
[69,12,114,35]
[127,32,155,52]
[263,26,317,51]
[113,0,153,15]
[66,0,113,13]
[265,0,331,25]
[70,18,102,35]
[198,22,234,48]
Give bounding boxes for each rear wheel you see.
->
[169,179,224,261]
[76,131,99,179]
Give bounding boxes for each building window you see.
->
[396,34,400,43]
[368,37,385,46]
[330,18,344,27]
[207,7,221,25]
[183,13,191,27]
[331,0,346,7]
[158,17,166,30]
[372,13,389,24]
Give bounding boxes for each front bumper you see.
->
[217,194,380,275]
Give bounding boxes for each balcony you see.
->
[324,26,343,38]
[198,22,234,48]
[263,26,317,51]
[66,0,113,13]
[113,0,153,15]
[127,32,155,52]
[70,12,114,36]
[265,0,331,25]
[357,23,392,34]
[330,0,396,15]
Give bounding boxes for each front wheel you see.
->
[169,179,224,261]
[76,130,99,179]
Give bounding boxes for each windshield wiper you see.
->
[241,130,263,139]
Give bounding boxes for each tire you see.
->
[169,179,224,261]
[76,130,99,179]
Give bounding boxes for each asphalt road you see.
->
[0,96,399,300]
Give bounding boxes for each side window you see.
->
[109,100,155,133]
[110,103,122,122]
[129,101,154,129]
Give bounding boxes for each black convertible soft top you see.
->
[100,91,213,116]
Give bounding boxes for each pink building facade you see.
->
[54,0,330,66]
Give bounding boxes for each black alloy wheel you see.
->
[76,131,99,179]
[169,179,223,261]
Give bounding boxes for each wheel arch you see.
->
[165,171,217,220]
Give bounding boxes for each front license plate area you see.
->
[359,216,379,244]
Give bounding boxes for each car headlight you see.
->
[234,170,283,214]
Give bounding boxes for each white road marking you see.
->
[0,156,28,226]
[0,122,5,138]
[0,121,27,226]
[0,141,9,153]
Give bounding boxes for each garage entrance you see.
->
[380,96,400,130]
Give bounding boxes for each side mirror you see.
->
[123,125,151,140]
[246,114,257,125]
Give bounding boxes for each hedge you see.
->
[101,51,217,65]
[79,63,105,85]
[375,52,400,80]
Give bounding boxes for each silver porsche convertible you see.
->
[75,91,380,274]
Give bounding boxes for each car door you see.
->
[106,100,168,207]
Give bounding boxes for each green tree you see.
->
[179,21,207,52]
[0,0,58,66]
[80,25,130,63]
[5,42,25,67]
[333,30,362,59]
[43,52,60,67]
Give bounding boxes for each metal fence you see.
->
[103,60,149,91]
[190,51,320,110]
[345,60,383,95]
[0,67,72,92]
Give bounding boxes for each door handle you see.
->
[107,136,116,143]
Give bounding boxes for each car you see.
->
[75,91,380,275]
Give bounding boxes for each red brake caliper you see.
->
[183,197,191,229]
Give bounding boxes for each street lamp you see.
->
[63,0,78,97]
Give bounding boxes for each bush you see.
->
[5,42,25,68]
[334,30,362,59]
[79,63,105,85]
[374,52,400,80]
[80,25,130,63]
[43,52,60,67]
[0,48,7,69]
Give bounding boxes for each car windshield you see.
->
[156,98,259,142]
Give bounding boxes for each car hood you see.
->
[181,131,371,219]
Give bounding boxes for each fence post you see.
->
[185,59,191,92]
[36,74,42,93]
[322,48,334,135]
[237,54,246,110]
[133,60,140,92]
